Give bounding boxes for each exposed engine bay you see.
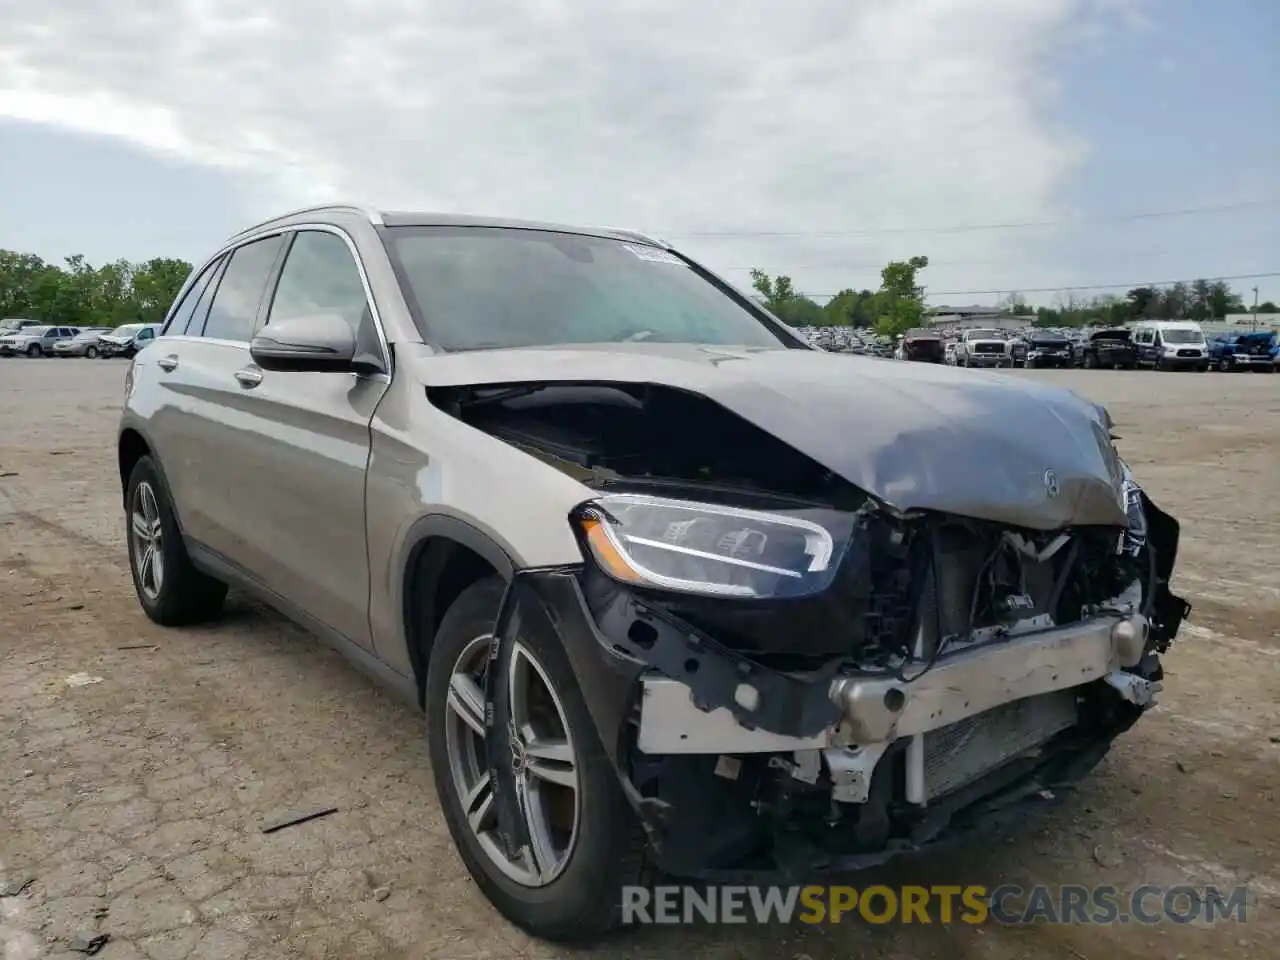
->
[433,380,1191,880]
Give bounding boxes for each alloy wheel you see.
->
[130,481,165,601]
[444,636,580,888]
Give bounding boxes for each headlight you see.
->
[1118,461,1148,555]
[575,493,856,598]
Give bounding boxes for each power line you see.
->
[797,271,1280,300]
[720,240,1272,272]
[660,198,1280,239]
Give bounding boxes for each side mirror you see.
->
[250,315,357,372]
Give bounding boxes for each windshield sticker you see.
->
[622,244,685,265]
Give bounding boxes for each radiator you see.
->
[923,690,1078,800]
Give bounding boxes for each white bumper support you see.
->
[637,612,1149,756]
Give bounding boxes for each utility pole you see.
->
[1252,287,1259,331]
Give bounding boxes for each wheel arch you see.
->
[118,427,153,506]
[399,515,517,709]
[117,424,187,537]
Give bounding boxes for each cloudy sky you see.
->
[0,0,1276,306]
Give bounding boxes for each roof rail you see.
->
[227,203,383,240]
[613,228,671,248]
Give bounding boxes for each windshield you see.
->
[967,329,1004,340]
[383,226,790,351]
[1162,328,1204,344]
[14,326,50,336]
[112,324,145,337]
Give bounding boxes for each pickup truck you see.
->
[1024,334,1074,368]
[1210,331,1278,372]
[1076,329,1138,370]
[895,328,946,363]
[953,328,1012,368]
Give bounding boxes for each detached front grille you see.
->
[923,690,1078,800]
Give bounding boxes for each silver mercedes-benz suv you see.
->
[118,204,1190,943]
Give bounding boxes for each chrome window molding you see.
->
[160,222,393,378]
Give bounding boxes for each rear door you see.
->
[1133,327,1157,365]
[145,235,287,556]
[211,228,390,646]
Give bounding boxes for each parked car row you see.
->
[925,321,1273,373]
[0,322,161,359]
[1206,330,1279,372]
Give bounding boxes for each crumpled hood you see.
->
[405,342,1128,530]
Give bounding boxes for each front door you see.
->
[212,228,391,648]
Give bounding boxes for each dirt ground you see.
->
[1,358,1277,960]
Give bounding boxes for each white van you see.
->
[1131,320,1209,371]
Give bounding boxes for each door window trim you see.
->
[193,233,289,343]
[161,255,221,337]
[256,227,392,377]
[162,223,392,375]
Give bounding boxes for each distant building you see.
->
[925,306,1031,330]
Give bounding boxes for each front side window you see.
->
[265,230,382,362]
[383,226,790,352]
[202,236,286,342]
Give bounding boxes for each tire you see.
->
[1215,358,1230,372]
[1084,354,1097,369]
[26,343,41,358]
[85,345,98,359]
[125,455,227,625]
[426,577,646,944]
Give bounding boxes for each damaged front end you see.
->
[438,380,1191,881]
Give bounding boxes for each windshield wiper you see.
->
[455,385,552,408]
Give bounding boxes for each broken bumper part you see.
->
[637,610,1148,754]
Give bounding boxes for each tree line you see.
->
[3,244,1272,337]
[0,249,194,329]
[751,257,1277,336]
[751,257,934,337]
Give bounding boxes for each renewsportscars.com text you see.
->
[621,884,1249,926]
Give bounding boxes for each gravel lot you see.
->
[2,358,1277,960]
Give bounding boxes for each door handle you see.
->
[234,367,264,388]
[157,354,179,372]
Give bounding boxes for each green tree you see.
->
[748,269,825,326]
[0,248,192,328]
[132,258,193,324]
[823,288,876,327]
[871,255,929,337]
[998,292,1030,316]
[1208,280,1244,318]
[1258,301,1278,314]
[1189,279,1211,321]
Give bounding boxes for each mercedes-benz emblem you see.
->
[508,723,527,775]
[1043,468,1061,499]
